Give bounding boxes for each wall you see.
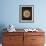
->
[0,0,46,29]
[0,0,46,44]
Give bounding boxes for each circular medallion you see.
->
[23,10,30,18]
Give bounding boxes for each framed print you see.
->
[19,5,34,23]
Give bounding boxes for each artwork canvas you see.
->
[19,5,34,23]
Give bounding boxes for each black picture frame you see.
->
[19,5,34,23]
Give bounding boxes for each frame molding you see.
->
[19,5,34,23]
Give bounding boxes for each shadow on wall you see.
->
[0,24,7,43]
